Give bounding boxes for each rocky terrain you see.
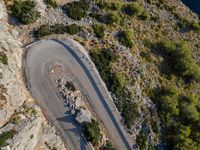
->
[0,1,66,149]
[0,0,199,149]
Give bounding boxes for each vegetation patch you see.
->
[153,39,200,82]
[123,2,143,16]
[98,12,119,25]
[10,0,40,24]
[0,130,16,147]
[63,0,89,21]
[118,30,133,48]
[35,24,82,38]
[65,81,76,92]
[44,0,58,8]
[83,119,100,146]
[0,53,8,65]
[136,132,148,150]
[90,49,139,129]
[150,85,200,149]
[92,24,105,38]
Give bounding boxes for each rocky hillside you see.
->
[0,0,199,149]
[0,1,66,149]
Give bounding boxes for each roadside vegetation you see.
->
[63,0,89,21]
[118,30,133,48]
[65,81,76,92]
[35,24,82,38]
[10,0,40,24]
[149,85,200,149]
[90,49,139,129]
[0,130,16,147]
[83,119,100,146]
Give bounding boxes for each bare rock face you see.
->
[0,1,67,149]
[0,0,27,126]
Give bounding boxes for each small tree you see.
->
[11,0,40,24]
[83,119,100,146]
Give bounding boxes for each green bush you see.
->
[97,2,121,10]
[103,12,119,24]
[10,0,40,24]
[0,53,8,65]
[83,119,100,146]
[123,2,143,16]
[155,39,200,82]
[136,132,148,150]
[150,86,200,149]
[0,130,15,147]
[118,30,133,48]
[65,81,76,92]
[92,24,105,38]
[44,0,58,8]
[35,24,81,38]
[139,11,150,20]
[101,141,115,150]
[63,0,89,20]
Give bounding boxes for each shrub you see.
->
[118,30,133,48]
[35,24,81,38]
[44,0,58,8]
[101,12,119,24]
[0,130,16,147]
[155,40,200,82]
[92,24,105,38]
[139,11,150,20]
[123,2,143,16]
[150,86,200,150]
[10,0,40,24]
[136,133,148,150]
[83,119,100,146]
[63,0,89,20]
[101,141,115,150]
[65,81,76,92]
[0,53,8,65]
[65,24,82,35]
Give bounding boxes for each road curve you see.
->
[24,39,133,150]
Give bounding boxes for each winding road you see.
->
[24,39,133,150]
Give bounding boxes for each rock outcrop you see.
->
[0,1,67,149]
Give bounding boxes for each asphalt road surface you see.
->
[24,39,133,150]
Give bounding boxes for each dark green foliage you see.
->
[155,39,200,82]
[139,11,150,20]
[92,24,105,38]
[10,0,40,24]
[100,12,119,24]
[118,30,133,48]
[136,132,148,150]
[123,2,143,16]
[0,130,15,147]
[65,81,76,92]
[83,119,100,146]
[150,85,180,125]
[97,2,121,10]
[101,141,115,150]
[35,24,81,38]
[44,0,58,8]
[122,101,139,129]
[0,53,8,65]
[90,49,139,129]
[150,85,200,149]
[63,0,89,20]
